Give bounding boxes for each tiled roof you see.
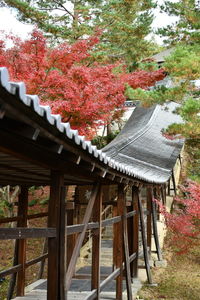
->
[103,103,184,183]
[0,67,183,184]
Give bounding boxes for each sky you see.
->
[0,2,178,45]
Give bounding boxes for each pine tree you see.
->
[2,0,157,64]
[157,0,200,44]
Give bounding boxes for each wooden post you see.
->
[66,183,99,291]
[167,179,170,196]
[151,188,162,261]
[91,186,102,299]
[127,206,133,269]
[146,187,152,256]
[172,169,177,196]
[16,186,28,296]
[138,190,153,284]
[161,184,166,206]
[47,171,65,300]
[113,184,124,300]
[132,186,139,278]
[67,209,75,266]
[122,187,133,300]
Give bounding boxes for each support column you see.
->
[122,187,133,300]
[113,184,124,300]
[66,183,99,291]
[132,186,139,278]
[127,206,133,271]
[146,187,152,256]
[16,186,28,296]
[47,170,65,300]
[172,169,177,196]
[138,189,153,284]
[161,184,166,206]
[91,186,102,299]
[151,188,162,261]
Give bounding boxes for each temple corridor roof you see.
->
[0,67,183,185]
[103,103,184,183]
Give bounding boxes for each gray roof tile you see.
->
[0,67,183,184]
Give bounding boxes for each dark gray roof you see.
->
[0,67,183,184]
[152,48,175,63]
[103,103,184,183]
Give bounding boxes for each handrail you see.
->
[66,210,137,235]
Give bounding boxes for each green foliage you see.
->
[39,198,49,205]
[167,97,200,180]
[125,85,186,106]
[167,97,200,139]
[164,45,200,81]
[28,199,37,207]
[180,97,200,121]
[2,0,157,64]
[157,0,200,44]
[92,130,119,149]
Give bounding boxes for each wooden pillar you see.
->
[113,184,124,300]
[151,188,162,261]
[138,189,153,284]
[146,187,152,256]
[67,208,75,269]
[167,179,170,196]
[127,206,133,265]
[16,186,28,297]
[172,169,177,196]
[122,188,133,300]
[132,186,139,278]
[91,186,102,299]
[161,184,166,206]
[47,171,65,300]
[66,183,99,291]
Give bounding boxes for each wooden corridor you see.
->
[13,230,144,300]
[0,67,182,300]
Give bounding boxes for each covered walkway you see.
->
[0,67,183,300]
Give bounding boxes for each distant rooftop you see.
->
[152,48,175,64]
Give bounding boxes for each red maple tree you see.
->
[155,180,200,254]
[0,29,165,137]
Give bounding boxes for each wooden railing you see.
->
[0,183,163,300]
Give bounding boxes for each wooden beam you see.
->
[171,169,177,196]
[65,183,100,291]
[47,170,65,300]
[16,186,28,296]
[66,204,75,269]
[114,184,124,300]
[0,228,56,239]
[59,186,67,299]
[132,186,139,278]
[122,188,133,300]
[0,264,21,278]
[91,186,102,299]
[151,189,162,261]
[161,184,166,205]
[138,192,153,284]
[146,188,152,256]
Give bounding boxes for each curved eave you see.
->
[0,67,183,185]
